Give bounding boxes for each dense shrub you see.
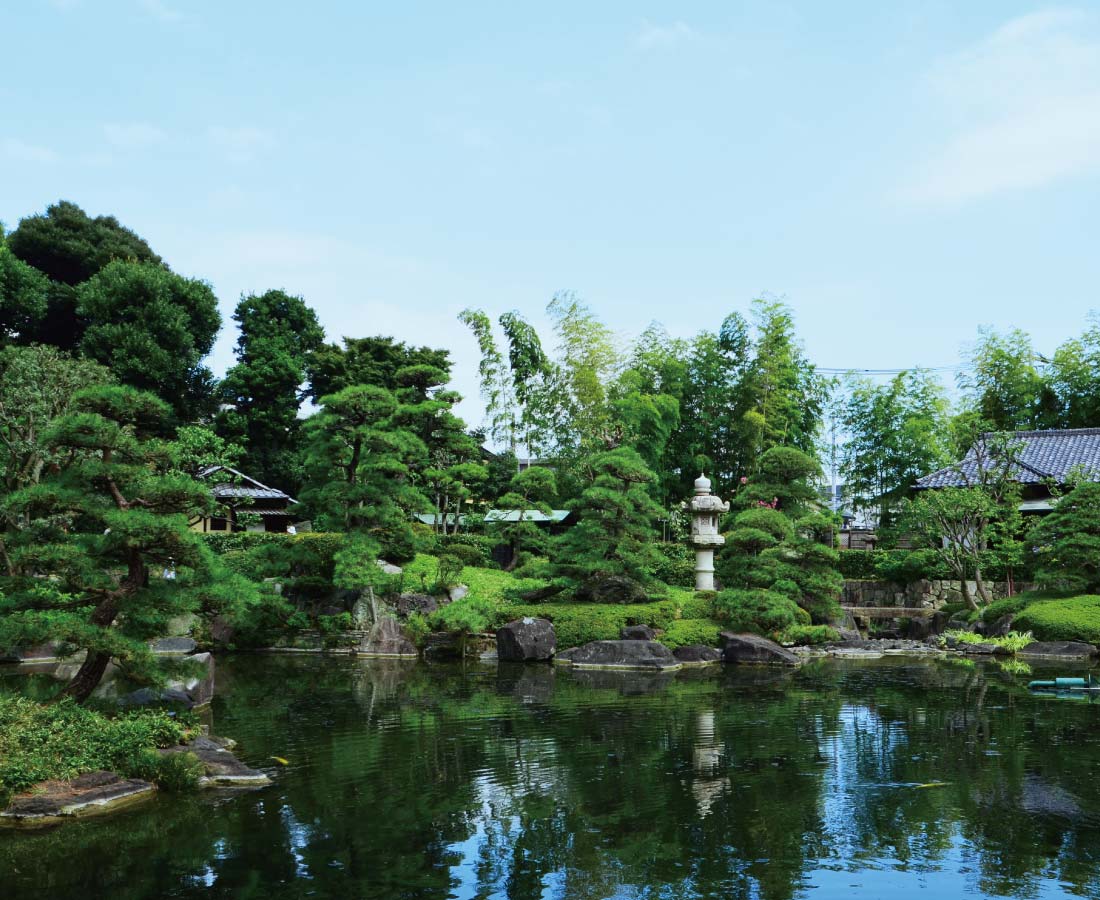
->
[777,624,837,645]
[1014,596,1100,645]
[0,696,189,805]
[200,532,288,555]
[661,619,722,649]
[838,549,1036,583]
[505,593,716,649]
[714,588,808,636]
[979,594,1034,623]
[437,533,499,565]
[649,542,696,588]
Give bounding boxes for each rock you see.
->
[567,640,681,670]
[351,595,373,630]
[984,615,1016,638]
[960,640,1003,656]
[151,636,197,656]
[828,609,861,642]
[673,644,722,665]
[448,584,469,603]
[1018,640,1099,659]
[0,772,155,828]
[496,617,556,661]
[719,632,800,666]
[357,616,417,658]
[210,615,235,646]
[177,652,216,706]
[396,593,439,618]
[161,742,271,788]
[620,624,656,641]
[574,576,648,605]
[376,559,403,576]
[553,647,580,665]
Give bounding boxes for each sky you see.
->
[4,1,1100,427]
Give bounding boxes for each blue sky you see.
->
[4,1,1100,424]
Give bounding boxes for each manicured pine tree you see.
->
[299,385,428,563]
[552,446,664,600]
[0,385,256,703]
[1031,480,1100,594]
[492,466,558,571]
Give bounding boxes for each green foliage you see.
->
[306,335,451,405]
[0,344,111,493]
[714,588,809,636]
[0,385,257,701]
[217,290,324,493]
[718,447,842,624]
[75,260,221,420]
[1032,481,1100,594]
[299,384,426,561]
[506,592,717,649]
[942,628,1034,653]
[777,624,837,645]
[660,618,721,649]
[0,695,187,805]
[6,200,162,351]
[434,554,465,591]
[958,327,1051,432]
[648,542,695,588]
[0,238,49,346]
[836,369,952,524]
[1014,596,1100,645]
[552,446,664,589]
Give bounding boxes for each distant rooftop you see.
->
[916,428,1100,489]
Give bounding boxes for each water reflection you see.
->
[3,655,1100,899]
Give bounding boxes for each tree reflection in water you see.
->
[3,655,1100,900]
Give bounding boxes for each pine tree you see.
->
[552,446,664,600]
[0,385,256,702]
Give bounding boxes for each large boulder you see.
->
[828,609,862,642]
[151,636,197,656]
[719,632,800,666]
[210,615,236,646]
[673,644,722,665]
[567,640,681,670]
[395,593,439,619]
[1018,640,1099,659]
[620,624,656,641]
[574,577,648,605]
[358,617,418,658]
[496,617,556,661]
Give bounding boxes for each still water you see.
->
[4,654,1100,899]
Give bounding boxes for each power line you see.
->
[816,364,970,376]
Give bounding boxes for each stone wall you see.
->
[842,579,1034,611]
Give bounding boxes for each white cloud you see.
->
[2,138,60,163]
[104,121,166,149]
[634,20,696,51]
[137,0,182,23]
[901,8,1100,206]
[208,126,275,163]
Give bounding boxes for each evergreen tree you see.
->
[492,466,558,571]
[716,446,842,626]
[552,446,664,599]
[0,385,256,702]
[218,290,324,492]
[1031,480,1100,594]
[306,335,450,402]
[75,260,221,420]
[299,385,428,562]
[0,236,49,346]
[7,201,162,350]
[0,345,110,493]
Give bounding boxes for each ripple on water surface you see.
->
[3,654,1100,900]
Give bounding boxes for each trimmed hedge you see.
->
[1013,595,1100,645]
[838,549,1036,583]
[505,591,718,649]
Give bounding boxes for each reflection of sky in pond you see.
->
[4,656,1100,900]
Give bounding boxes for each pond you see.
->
[4,654,1100,899]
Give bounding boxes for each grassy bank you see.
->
[0,696,196,806]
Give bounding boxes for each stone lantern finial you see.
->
[687,473,730,592]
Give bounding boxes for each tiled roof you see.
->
[199,465,296,503]
[916,428,1100,489]
[211,485,290,500]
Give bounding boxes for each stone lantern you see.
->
[688,474,729,591]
